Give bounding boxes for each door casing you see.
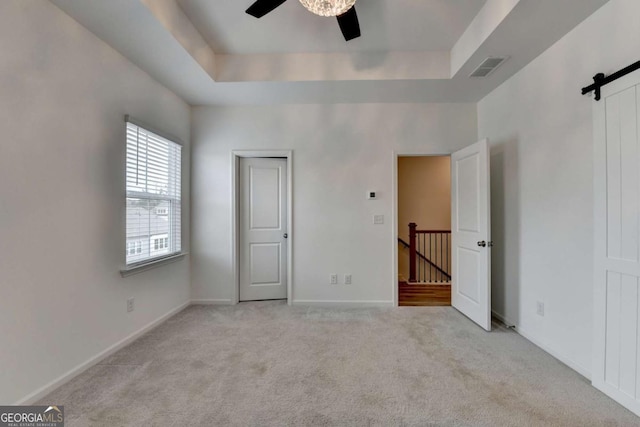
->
[232,150,293,305]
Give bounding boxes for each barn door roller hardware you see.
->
[581,60,640,101]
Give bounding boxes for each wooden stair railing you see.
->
[398,238,450,281]
[402,223,451,283]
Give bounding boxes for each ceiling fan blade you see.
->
[336,7,361,41]
[246,0,288,18]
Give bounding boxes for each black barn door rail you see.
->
[581,60,640,101]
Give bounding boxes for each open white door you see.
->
[451,139,492,331]
[593,69,640,417]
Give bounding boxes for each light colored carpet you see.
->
[39,302,639,426]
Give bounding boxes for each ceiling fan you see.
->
[245,0,361,41]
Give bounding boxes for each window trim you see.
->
[120,252,188,277]
[122,115,185,274]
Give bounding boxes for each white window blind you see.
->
[125,121,181,266]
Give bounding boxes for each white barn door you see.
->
[593,69,640,417]
[451,139,492,331]
[239,158,288,301]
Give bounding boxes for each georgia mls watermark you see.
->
[0,406,64,427]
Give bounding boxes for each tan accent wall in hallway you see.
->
[398,156,451,281]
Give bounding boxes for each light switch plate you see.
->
[373,215,384,225]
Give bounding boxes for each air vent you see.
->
[470,56,508,78]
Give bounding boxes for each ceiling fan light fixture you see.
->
[298,0,356,17]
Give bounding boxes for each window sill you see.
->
[120,252,188,277]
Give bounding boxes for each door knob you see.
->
[283,233,288,239]
[477,241,487,247]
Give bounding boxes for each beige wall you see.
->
[397,156,451,281]
[398,156,451,239]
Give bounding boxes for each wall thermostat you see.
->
[368,191,377,200]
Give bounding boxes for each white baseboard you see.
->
[14,300,191,405]
[190,299,234,305]
[491,310,591,380]
[292,300,394,308]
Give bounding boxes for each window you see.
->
[126,240,144,257]
[126,120,181,266]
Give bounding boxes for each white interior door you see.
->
[451,139,492,331]
[240,158,287,301]
[593,69,640,417]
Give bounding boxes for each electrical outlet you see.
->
[127,298,135,313]
[330,274,338,285]
[344,274,352,285]
[536,301,544,317]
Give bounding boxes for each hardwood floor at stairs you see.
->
[399,281,451,306]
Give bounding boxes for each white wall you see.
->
[0,1,191,404]
[191,104,477,304]
[478,0,640,376]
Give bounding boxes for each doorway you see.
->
[397,156,452,306]
[232,151,293,305]
[393,140,492,331]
